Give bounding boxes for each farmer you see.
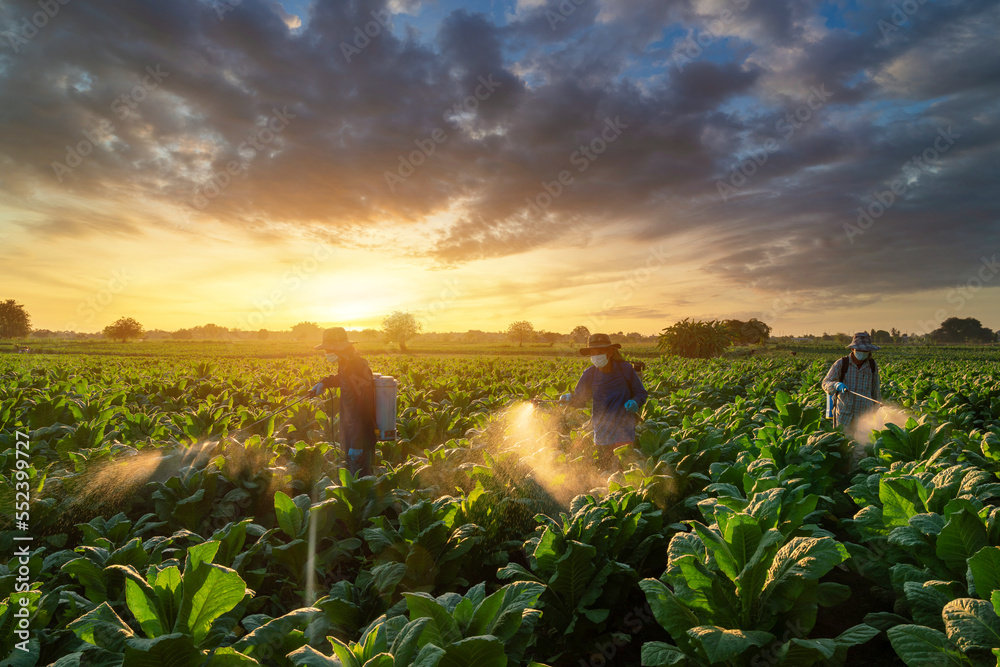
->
[822,331,882,431]
[306,327,378,476]
[560,333,648,471]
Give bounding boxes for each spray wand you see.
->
[825,388,887,426]
[845,390,886,408]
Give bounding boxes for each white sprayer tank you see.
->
[372,374,398,441]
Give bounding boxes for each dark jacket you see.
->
[568,359,648,447]
[319,353,378,454]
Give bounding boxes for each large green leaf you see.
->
[887,624,966,666]
[686,625,773,664]
[941,598,1000,652]
[903,582,951,631]
[968,547,1000,600]
[125,577,168,639]
[724,514,763,576]
[438,636,507,667]
[475,582,544,641]
[639,579,699,647]
[779,637,837,665]
[66,602,135,653]
[152,566,183,632]
[389,618,431,667]
[62,557,108,604]
[548,540,598,608]
[411,643,445,667]
[404,594,461,648]
[121,633,200,667]
[175,562,248,646]
[232,607,320,657]
[763,537,848,610]
[274,491,303,539]
[690,522,737,581]
[835,623,880,647]
[203,647,260,666]
[287,645,340,667]
[936,509,988,575]
[880,478,924,528]
[639,642,686,666]
[328,636,362,667]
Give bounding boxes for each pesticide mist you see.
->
[475,401,611,507]
[847,402,918,458]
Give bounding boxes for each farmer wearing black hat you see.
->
[560,333,648,471]
[307,327,378,476]
[822,331,882,431]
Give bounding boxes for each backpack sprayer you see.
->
[372,374,398,441]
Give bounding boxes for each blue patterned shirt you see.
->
[569,360,648,447]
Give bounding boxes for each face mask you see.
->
[590,354,609,368]
[326,353,339,363]
[854,351,869,360]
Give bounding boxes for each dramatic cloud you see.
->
[0,0,997,332]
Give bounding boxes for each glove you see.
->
[833,382,847,394]
[624,399,639,413]
[307,381,325,398]
[559,393,573,404]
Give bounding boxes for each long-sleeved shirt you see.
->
[568,360,648,447]
[822,355,881,428]
[319,354,378,453]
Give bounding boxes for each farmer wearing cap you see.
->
[560,333,648,471]
[822,331,882,431]
[307,327,378,476]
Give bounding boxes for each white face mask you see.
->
[326,352,339,363]
[590,354,609,368]
[854,351,869,360]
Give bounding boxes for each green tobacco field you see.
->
[2,343,1000,666]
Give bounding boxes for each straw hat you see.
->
[313,327,355,351]
[580,332,622,356]
[847,331,880,352]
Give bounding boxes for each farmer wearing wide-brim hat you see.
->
[306,327,378,476]
[822,331,882,431]
[560,333,648,472]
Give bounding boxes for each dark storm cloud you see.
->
[0,0,997,299]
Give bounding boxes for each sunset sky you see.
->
[1,0,997,336]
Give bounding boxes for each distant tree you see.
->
[890,327,901,342]
[931,317,994,344]
[171,328,192,340]
[382,311,422,352]
[873,329,892,345]
[626,332,643,342]
[0,300,31,339]
[724,318,771,345]
[257,328,269,340]
[506,321,535,347]
[204,323,227,338]
[30,329,53,339]
[357,328,380,340]
[103,317,144,342]
[658,319,731,358]
[464,329,487,343]
[539,331,561,345]
[291,321,323,341]
[570,325,590,344]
